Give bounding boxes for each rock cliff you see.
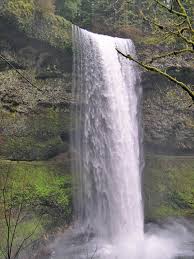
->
[0,2,73,235]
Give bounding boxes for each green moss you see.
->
[30,107,71,140]
[3,136,66,160]
[0,0,72,50]
[0,159,73,226]
[0,107,71,160]
[144,155,194,221]
[37,13,72,50]
[6,0,34,19]
[153,206,182,218]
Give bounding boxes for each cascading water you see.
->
[52,27,194,259]
[72,26,143,241]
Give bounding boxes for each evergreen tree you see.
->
[56,0,80,21]
[78,0,144,30]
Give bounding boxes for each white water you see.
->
[72,26,143,241]
[52,27,194,259]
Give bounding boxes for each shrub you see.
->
[35,0,56,14]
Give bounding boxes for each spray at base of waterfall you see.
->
[51,218,194,259]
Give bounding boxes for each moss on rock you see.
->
[0,0,72,51]
[0,107,72,160]
[144,155,194,221]
[143,72,194,154]
[0,13,73,161]
[3,136,66,160]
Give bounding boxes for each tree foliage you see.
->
[0,162,72,258]
[56,0,80,21]
[36,0,56,13]
[118,0,194,102]
[76,0,144,30]
[0,171,42,259]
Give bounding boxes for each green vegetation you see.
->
[56,0,80,22]
[36,0,56,13]
[0,159,72,258]
[0,106,71,160]
[117,0,194,101]
[0,159,72,227]
[75,0,144,32]
[144,155,194,221]
[0,0,72,50]
[3,136,66,161]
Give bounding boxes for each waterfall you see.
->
[72,26,143,241]
[52,26,194,259]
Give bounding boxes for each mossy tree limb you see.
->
[118,0,194,103]
[117,49,194,101]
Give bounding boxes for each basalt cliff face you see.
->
[0,3,194,223]
[143,71,194,155]
[0,14,72,161]
[143,72,194,221]
[0,5,73,235]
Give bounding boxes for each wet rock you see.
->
[143,71,194,154]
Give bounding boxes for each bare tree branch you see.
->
[0,54,41,91]
[155,0,186,18]
[127,0,194,102]
[0,170,42,259]
[147,48,194,64]
[116,49,194,101]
